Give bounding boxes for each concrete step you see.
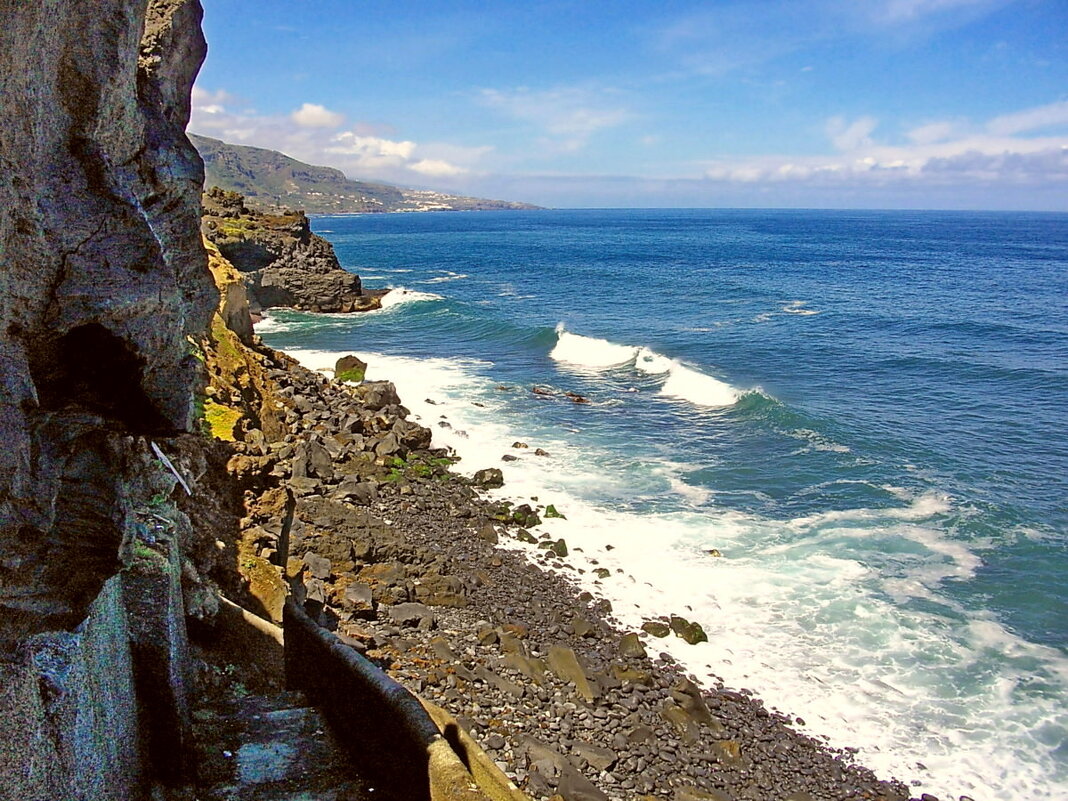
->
[192,691,377,801]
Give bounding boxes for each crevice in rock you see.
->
[32,323,173,434]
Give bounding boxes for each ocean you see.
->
[258,208,1068,800]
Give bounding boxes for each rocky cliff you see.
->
[202,187,385,313]
[0,0,213,641]
[0,0,214,796]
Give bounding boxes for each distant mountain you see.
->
[190,134,540,214]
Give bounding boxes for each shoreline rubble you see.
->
[214,336,923,801]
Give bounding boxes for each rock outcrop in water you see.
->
[201,187,386,313]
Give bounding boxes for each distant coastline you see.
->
[191,133,542,215]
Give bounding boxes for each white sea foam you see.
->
[783,300,821,316]
[280,344,1068,801]
[553,326,743,407]
[635,346,674,374]
[424,271,468,284]
[550,324,638,368]
[659,364,741,407]
[379,287,445,308]
[252,313,285,334]
[787,428,851,453]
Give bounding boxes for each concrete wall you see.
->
[0,577,143,801]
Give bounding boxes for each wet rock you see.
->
[669,615,708,645]
[641,620,671,638]
[472,468,504,489]
[542,540,568,559]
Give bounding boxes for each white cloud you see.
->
[704,136,1067,186]
[188,86,475,185]
[987,99,1068,136]
[481,86,630,151]
[907,120,961,144]
[827,116,879,151]
[654,1,1014,78]
[410,159,467,177]
[191,87,236,110]
[699,100,1068,189]
[291,103,346,128]
[876,0,1003,23]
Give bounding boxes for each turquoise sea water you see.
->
[260,209,1068,800]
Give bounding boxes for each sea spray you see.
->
[553,324,743,407]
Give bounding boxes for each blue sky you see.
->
[191,0,1068,209]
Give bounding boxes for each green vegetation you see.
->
[335,366,366,383]
[215,217,260,239]
[203,398,241,441]
[381,453,456,483]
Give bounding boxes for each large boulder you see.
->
[354,381,402,411]
[334,354,367,383]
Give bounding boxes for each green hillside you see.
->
[190,134,540,214]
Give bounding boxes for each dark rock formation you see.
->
[201,187,385,313]
[0,0,213,642]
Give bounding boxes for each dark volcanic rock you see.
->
[473,468,505,489]
[0,0,213,640]
[201,187,383,314]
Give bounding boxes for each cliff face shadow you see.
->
[34,323,172,434]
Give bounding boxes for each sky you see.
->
[190,0,1068,210]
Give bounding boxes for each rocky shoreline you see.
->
[201,187,386,314]
[198,315,930,801]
